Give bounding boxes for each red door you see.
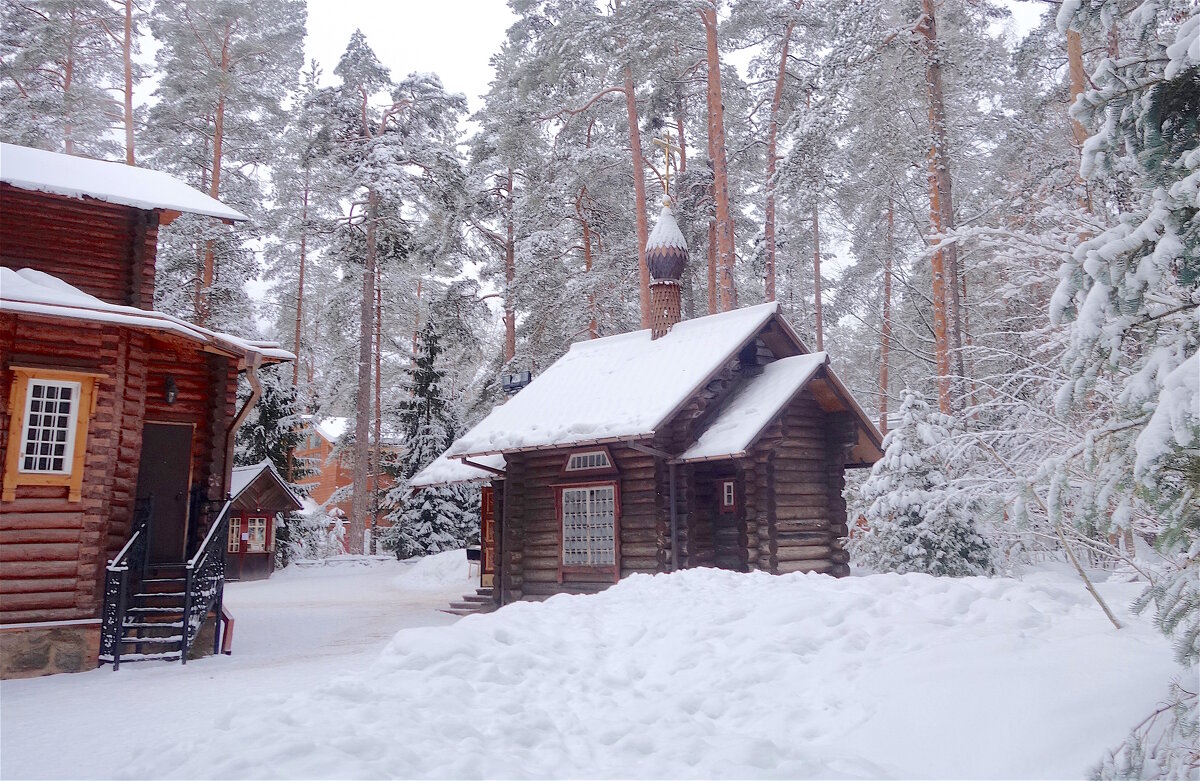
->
[481,487,495,585]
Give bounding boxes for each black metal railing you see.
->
[181,499,231,663]
[99,498,153,670]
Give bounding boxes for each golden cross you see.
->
[653,129,682,202]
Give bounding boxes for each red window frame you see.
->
[555,480,621,583]
[718,479,737,514]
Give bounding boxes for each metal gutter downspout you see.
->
[624,440,679,572]
[225,353,263,498]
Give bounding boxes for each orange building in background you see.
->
[294,416,397,552]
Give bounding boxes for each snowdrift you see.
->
[136,568,1176,779]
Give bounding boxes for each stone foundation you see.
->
[0,621,101,678]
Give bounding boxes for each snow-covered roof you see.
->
[229,461,303,510]
[313,417,349,442]
[410,452,505,489]
[678,353,828,463]
[0,143,248,221]
[447,302,781,457]
[645,205,687,252]
[0,267,293,366]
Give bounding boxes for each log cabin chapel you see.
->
[415,204,885,609]
[0,143,291,677]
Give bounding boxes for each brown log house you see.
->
[0,143,291,677]
[418,206,885,611]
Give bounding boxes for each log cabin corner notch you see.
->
[0,142,293,678]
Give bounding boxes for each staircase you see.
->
[100,497,232,670]
[108,564,188,663]
[442,587,497,616]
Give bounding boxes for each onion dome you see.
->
[645,205,688,281]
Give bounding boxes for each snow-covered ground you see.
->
[0,552,474,780]
[1,559,1182,780]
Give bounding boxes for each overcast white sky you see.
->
[303,1,519,114]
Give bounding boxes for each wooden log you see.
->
[0,543,79,562]
[774,544,833,561]
[0,529,81,545]
[0,591,78,611]
[775,559,836,575]
[0,607,91,622]
[0,578,77,594]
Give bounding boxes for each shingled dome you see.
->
[645,206,688,281]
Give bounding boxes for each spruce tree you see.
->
[233,364,315,567]
[850,389,993,576]
[380,321,478,558]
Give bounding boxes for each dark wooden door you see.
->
[136,423,193,563]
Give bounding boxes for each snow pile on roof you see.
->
[645,205,687,252]
[678,352,828,462]
[410,452,504,488]
[313,417,349,442]
[391,549,477,592]
[0,142,248,221]
[0,267,293,364]
[229,461,302,508]
[448,302,780,456]
[138,567,1177,779]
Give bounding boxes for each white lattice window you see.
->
[228,517,240,553]
[565,450,612,472]
[18,380,81,474]
[246,517,267,552]
[561,485,616,567]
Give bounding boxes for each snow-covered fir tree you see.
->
[380,320,478,558]
[850,389,993,576]
[1053,3,1198,776]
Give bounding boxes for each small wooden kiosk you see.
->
[224,462,303,581]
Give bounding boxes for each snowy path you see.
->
[0,556,471,780]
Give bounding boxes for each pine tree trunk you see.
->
[701,4,736,312]
[764,21,793,303]
[292,168,310,386]
[577,187,599,338]
[918,0,959,413]
[63,7,77,155]
[372,279,382,555]
[707,221,718,315]
[504,170,516,361]
[412,278,423,357]
[812,204,823,350]
[123,0,135,165]
[623,66,652,328]
[880,195,894,435]
[349,188,379,556]
[200,24,232,325]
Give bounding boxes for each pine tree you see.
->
[850,388,993,576]
[0,0,124,158]
[380,321,478,558]
[143,0,305,328]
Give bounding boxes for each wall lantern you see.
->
[164,374,179,405]
[502,370,532,396]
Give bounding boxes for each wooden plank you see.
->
[0,543,79,562]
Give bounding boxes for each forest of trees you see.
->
[2,0,1195,773]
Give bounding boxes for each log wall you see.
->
[499,443,660,603]
[748,392,854,577]
[0,186,158,307]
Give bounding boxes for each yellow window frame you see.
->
[3,367,103,503]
